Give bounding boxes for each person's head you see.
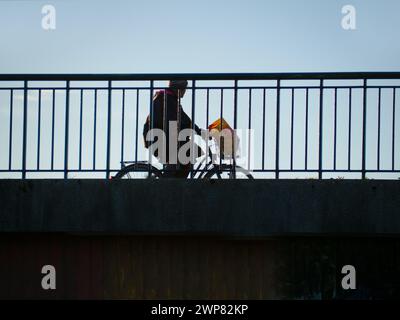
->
[168,80,188,98]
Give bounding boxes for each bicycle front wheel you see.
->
[113,163,162,179]
[204,164,254,179]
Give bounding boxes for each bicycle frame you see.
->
[119,136,238,179]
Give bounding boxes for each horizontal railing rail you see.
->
[0,72,399,179]
[1,72,400,81]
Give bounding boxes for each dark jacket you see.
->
[143,89,201,161]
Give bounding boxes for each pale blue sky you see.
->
[0,0,399,179]
[0,0,399,73]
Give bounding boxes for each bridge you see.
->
[0,73,399,299]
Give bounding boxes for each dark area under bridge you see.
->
[0,179,400,299]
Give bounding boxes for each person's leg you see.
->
[163,139,202,179]
[174,141,203,178]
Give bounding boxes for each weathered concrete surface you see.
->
[1,234,400,299]
[0,179,399,236]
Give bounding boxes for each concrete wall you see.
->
[1,179,400,299]
[0,179,399,235]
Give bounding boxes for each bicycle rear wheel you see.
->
[204,164,254,179]
[113,163,162,179]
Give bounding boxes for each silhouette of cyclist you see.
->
[143,80,203,178]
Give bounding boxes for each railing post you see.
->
[348,88,352,171]
[149,80,154,175]
[318,79,324,179]
[64,80,70,179]
[106,80,112,179]
[305,88,309,171]
[392,88,396,171]
[37,90,42,170]
[120,89,126,166]
[361,78,367,179]
[79,89,83,171]
[233,80,238,129]
[232,80,238,178]
[8,90,14,171]
[275,80,280,179]
[93,89,97,170]
[247,88,252,172]
[51,89,56,171]
[22,81,28,179]
[135,89,140,163]
[190,80,196,178]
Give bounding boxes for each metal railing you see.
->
[0,72,399,179]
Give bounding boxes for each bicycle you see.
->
[113,134,254,179]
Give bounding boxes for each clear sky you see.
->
[0,0,399,73]
[0,0,399,179]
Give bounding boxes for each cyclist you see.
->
[143,80,203,178]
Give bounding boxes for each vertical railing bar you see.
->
[120,89,126,165]
[219,89,223,167]
[37,89,42,170]
[162,84,169,174]
[163,83,167,175]
[377,88,381,170]
[334,88,337,171]
[135,89,139,163]
[190,80,196,178]
[8,89,14,171]
[206,88,210,129]
[318,79,324,179]
[275,80,281,179]
[305,88,309,171]
[79,89,83,171]
[64,80,70,179]
[51,89,55,171]
[361,79,367,179]
[233,80,238,130]
[22,80,28,179]
[93,89,97,170]
[262,88,266,171]
[232,80,238,177]
[290,88,294,171]
[392,88,396,171]
[206,88,210,167]
[348,88,352,171]
[163,84,167,131]
[106,80,112,179]
[176,89,181,175]
[149,80,154,175]
[248,88,252,171]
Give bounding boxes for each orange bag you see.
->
[208,118,232,131]
[208,118,239,159]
